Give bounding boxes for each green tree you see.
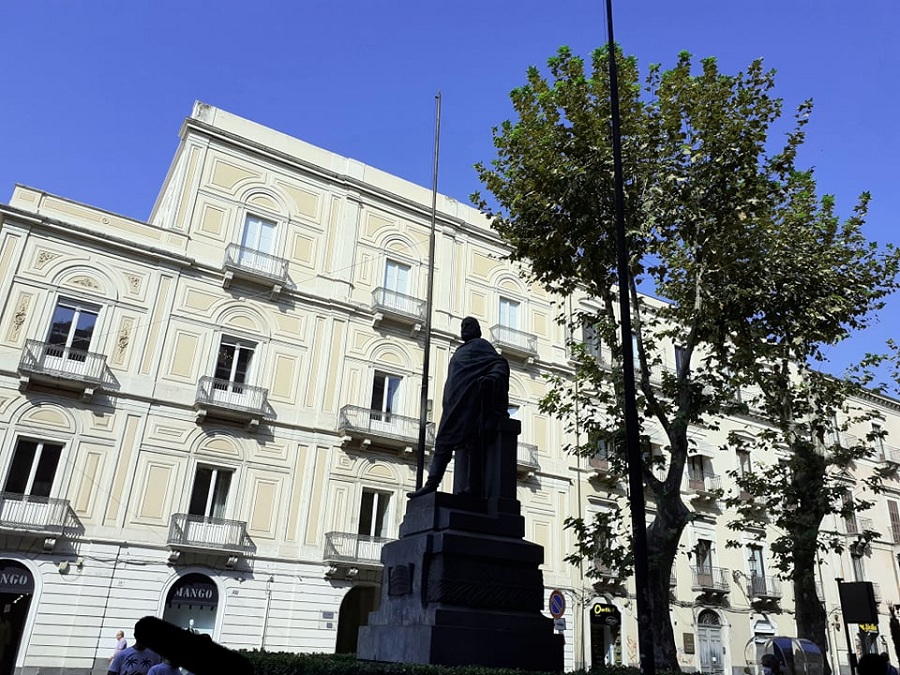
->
[473,46,898,670]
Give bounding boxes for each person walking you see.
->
[108,638,161,675]
[147,658,182,675]
[109,631,127,663]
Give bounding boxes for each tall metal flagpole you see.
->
[416,92,442,489]
[605,2,656,674]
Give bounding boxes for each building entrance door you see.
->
[697,610,725,675]
[590,602,622,666]
[335,586,379,654]
[162,573,219,636]
[0,560,34,675]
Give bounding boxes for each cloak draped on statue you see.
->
[435,336,510,448]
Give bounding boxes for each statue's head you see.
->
[460,317,482,342]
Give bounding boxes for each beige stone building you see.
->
[0,102,897,675]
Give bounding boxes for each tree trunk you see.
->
[646,487,692,671]
[791,448,831,675]
[793,570,831,675]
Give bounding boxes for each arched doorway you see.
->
[335,586,379,654]
[697,609,725,675]
[162,573,219,636]
[590,601,622,666]
[0,560,34,675]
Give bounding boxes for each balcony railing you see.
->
[195,377,269,417]
[223,244,289,284]
[0,493,80,537]
[372,288,426,322]
[882,443,900,464]
[748,575,782,599]
[19,340,107,386]
[324,531,392,566]
[691,565,730,593]
[338,405,434,448]
[168,513,255,556]
[489,325,538,358]
[687,473,722,495]
[516,443,540,473]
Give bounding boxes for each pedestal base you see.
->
[357,492,563,672]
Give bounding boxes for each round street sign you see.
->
[549,589,566,618]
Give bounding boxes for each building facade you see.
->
[0,102,897,675]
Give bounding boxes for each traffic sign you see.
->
[549,589,566,618]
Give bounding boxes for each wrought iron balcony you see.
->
[748,575,782,600]
[19,340,107,397]
[516,442,540,474]
[489,324,538,360]
[589,447,613,474]
[223,244,288,297]
[592,558,626,588]
[195,376,269,428]
[338,405,434,450]
[168,513,255,557]
[0,493,80,539]
[882,443,900,464]
[372,288,426,324]
[687,472,722,497]
[691,565,730,593]
[324,531,392,567]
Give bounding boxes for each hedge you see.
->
[238,651,646,675]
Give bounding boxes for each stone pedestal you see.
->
[357,419,563,671]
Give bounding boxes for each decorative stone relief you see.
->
[34,250,61,271]
[70,276,100,290]
[8,293,32,343]
[126,274,141,295]
[111,317,134,367]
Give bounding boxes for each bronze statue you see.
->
[408,317,510,498]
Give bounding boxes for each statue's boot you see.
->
[407,446,451,498]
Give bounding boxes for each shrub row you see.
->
[238,651,646,675]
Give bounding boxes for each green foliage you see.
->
[238,651,654,675]
[474,43,900,669]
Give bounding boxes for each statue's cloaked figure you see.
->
[408,316,510,499]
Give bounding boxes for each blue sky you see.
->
[0,1,896,377]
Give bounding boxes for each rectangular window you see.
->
[851,553,865,582]
[872,423,885,456]
[238,215,278,275]
[748,545,765,578]
[889,500,900,544]
[695,539,713,573]
[842,493,858,534]
[688,456,708,490]
[214,338,256,386]
[384,260,410,295]
[382,260,413,313]
[241,214,276,254]
[589,437,611,470]
[188,466,232,519]
[582,320,601,359]
[828,415,841,447]
[499,297,520,329]
[358,489,390,538]
[4,439,63,498]
[370,372,402,422]
[46,300,100,365]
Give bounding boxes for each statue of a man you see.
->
[407,317,510,498]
